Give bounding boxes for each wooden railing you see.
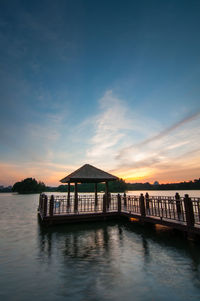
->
[38,193,200,228]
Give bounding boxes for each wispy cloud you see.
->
[84,91,200,183]
[117,111,200,160]
[112,111,200,182]
[86,91,135,167]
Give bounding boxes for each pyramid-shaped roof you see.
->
[60,164,118,183]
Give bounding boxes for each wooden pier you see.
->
[38,192,200,239]
[38,164,200,239]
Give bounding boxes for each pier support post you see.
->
[74,182,78,213]
[118,194,121,213]
[175,192,181,219]
[67,183,71,210]
[95,183,98,209]
[139,193,146,217]
[43,194,48,217]
[49,195,54,217]
[184,194,194,229]
[103,194,107,213]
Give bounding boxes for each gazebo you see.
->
[60,164,118,211]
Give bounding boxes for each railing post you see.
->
[38,193,42,211]
[43,194,48,217]
[107,192,111,209]
[49,195,54,217]
[175,192,181,218]
[184,194,194,228]
[105,181,109,209]
[123,193,127,208]
[67,196,70,211]
[95,183,98,210]
[103,194,107,213]
[74,182,78,213]
[139,193,146,217]
[67,183,70,209]
[118,194,121,213]
[145,192,149,210]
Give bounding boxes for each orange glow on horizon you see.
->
[0,161,200,187]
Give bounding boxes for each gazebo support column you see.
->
[74,182,78,213]
[67,183,71,210]
[95,183,98,210]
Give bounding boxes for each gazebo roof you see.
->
[60,164,118,183]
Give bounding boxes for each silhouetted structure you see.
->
[60,164,118,212]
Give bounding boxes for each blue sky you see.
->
[0,0,200,185]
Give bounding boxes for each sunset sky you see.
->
[0,0,200,186]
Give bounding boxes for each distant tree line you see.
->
[12,178,46,194]
[0,186,12,192]
[1,177,200,194]
[126,178,200,190]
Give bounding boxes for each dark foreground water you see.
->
[1,193,200,301]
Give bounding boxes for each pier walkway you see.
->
[38,193,200,238]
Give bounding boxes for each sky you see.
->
[0,0,200,186]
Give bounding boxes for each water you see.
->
[126,190,200,197]
[1,192,200,301]
[45,190,200,198]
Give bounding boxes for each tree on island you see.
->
[12,178,46,194]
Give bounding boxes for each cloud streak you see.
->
[117,111,200,161]
[86,91,136,167]
[112,111,200,182]
[83,91,200,183]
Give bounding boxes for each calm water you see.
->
[1,192,200,301]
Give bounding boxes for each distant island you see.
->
[1,177,200,194]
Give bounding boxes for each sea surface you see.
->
[1,191,200,301]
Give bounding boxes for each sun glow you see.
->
[115,167,154,183]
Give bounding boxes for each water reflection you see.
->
[38,220,200,266]
[142,236,150,264]
[38,223,113,261]
[37,221,200,300]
